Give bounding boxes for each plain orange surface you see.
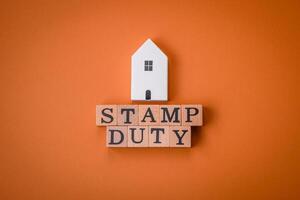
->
[0,0,299,199]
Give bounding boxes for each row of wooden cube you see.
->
[106,126,192,147]
[96,105,202,126]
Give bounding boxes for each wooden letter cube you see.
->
[149,126,169,147]
[128,126,149,147]
[139,105,160,125]
[169,126,191,147]
[181,105,203,126]
[160,105,181,125]
[117,105,139,125]
[96,105,117,126]
[106,126,128,147]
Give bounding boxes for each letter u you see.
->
[129,128,145,144]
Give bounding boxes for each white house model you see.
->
[131,39,168,101]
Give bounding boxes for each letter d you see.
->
[108,129,124,145]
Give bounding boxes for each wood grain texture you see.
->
[128,126,149,147]
[117,105,139,125]
[159,105,181,125]
[181,105,203,126]
[106,126,128,147]
[148,126,169,147]
[96,105,117,126]
[139,105,160,125]
[169,126,191,147]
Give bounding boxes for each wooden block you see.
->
[96,105,117,126]
[139,105,160,125]
[181,105,203,126]
[149,126,169,147]
[117,105,139,125]
[106,126,128,147]
[169,126,191,147]
[159,105,181,125]
[128,126,149,147]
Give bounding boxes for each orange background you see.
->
[0,0,299,199]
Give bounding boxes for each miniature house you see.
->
[131,39,168,101]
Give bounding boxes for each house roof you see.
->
[132,39,167,59]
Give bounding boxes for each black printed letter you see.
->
[150,128,165,143]
[121,108,135,124]
[161,107,180,123]
[185,107,199,122]
[108,129,124,144]
[141,108,156,122]
[101,108,114,123]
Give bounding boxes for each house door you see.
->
[145,90,151,100]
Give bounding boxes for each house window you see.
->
[144,60,153,71]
